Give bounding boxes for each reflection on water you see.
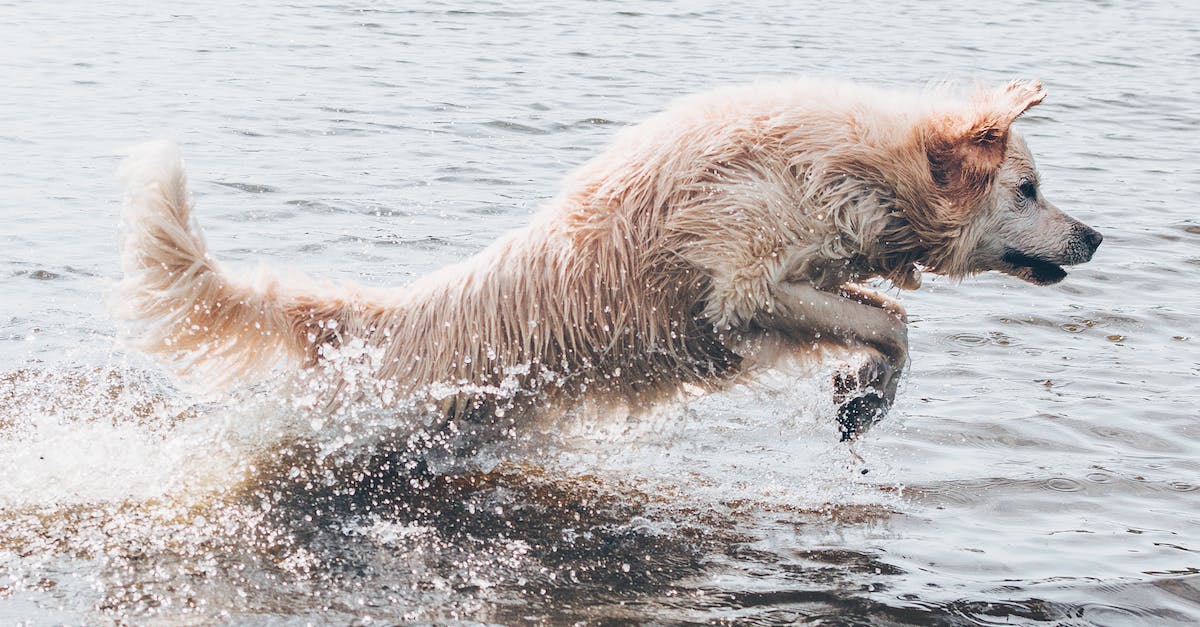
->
[3,0,1199,623]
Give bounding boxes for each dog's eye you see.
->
[1019,181,1037,200]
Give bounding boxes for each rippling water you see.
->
[2,0,1198,624]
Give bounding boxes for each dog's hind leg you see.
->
[755,281,908,440]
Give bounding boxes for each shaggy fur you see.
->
[115,79,1101,438]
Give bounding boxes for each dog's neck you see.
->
[843,206,927,290]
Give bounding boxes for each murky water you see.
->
[2,0,1198,624]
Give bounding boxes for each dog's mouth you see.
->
[999,250,1068,285]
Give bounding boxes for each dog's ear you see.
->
[926,80,1046,200]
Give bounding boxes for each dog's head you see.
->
[916,81,1102,285]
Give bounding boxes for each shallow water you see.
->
[2,0,1199,624]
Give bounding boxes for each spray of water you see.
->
[0,333,897,622]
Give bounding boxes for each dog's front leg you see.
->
[757,281,909,440]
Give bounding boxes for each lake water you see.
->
[2,0,1198,624]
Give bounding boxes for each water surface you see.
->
[2,0,1198,624]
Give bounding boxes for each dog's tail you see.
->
[114,140,333,389]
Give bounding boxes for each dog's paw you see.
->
[836,391,888,442]
[831,359,883,404]
[832,356,896,441]
[832,369,855,407]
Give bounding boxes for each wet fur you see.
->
[115,79,1100,434]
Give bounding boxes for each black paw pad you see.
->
[837,392,886,442]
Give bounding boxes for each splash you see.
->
[0,338,896,624]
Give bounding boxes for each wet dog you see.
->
[115,79,1101,440]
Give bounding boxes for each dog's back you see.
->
[116,141,738,415]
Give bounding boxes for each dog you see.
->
[114,79,1101,441]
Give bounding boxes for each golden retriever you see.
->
[114,79,1102,441]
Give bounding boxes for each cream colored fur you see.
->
[115,79,1100,436]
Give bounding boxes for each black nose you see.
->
[1080,226,1103,252]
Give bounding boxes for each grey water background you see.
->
[1,0,1198,624]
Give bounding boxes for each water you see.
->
[2,0,1198,623]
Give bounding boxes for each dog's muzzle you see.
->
[1000,222,1103,286]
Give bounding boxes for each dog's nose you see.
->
[1069,224,1103,263]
